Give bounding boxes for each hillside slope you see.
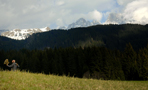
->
[0,71,148,90]
[0,24,148,51]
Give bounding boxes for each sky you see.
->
[0,0,148,30]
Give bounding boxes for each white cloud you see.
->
[86,10,102,21]
[0,0,148,30]
[55,10,102,26]
[0,0,116,29]
[56,18,64,26]
[123,0,148,24]
[117,0,135,6]
[56,1,65,6]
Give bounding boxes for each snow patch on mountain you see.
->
[1,27,51,40]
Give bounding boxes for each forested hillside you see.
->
[1,43,148,80]
[1,24,148,80]
[0,24,148,51]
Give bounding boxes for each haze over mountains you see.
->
[104,13,148,25]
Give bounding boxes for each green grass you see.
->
[0,71,148,90]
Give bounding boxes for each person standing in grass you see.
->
[6,60,20,71]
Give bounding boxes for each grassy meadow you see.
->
[0,70,148,90]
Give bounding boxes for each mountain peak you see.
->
[58,18,101,30]
[1,27,51,40]
[40,27,51,31]
[76,18,86,24]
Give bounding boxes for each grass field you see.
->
[0,70,148,90]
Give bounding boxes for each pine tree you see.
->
[138,45,148,80]
[122,43,138,80]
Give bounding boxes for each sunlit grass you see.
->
[0,70,148,90]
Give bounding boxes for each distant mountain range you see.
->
[1,18,101,40]
[0,24,148,51]
[57,14,147,30]
[1,15,148,40]
[1,27,51,40]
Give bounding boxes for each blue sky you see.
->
[0,0,148,30]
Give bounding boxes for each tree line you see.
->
[0,43,148,80]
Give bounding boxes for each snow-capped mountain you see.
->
[1,27,51,40]
[57,18,101,30]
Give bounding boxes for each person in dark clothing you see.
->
[7,60,19,71]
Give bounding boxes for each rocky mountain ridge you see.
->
[1,27,51,40]
[57,18,101,29]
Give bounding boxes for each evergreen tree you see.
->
[137,45,148,80]
[122,43,138,80]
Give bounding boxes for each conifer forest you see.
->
[0,43,148,80]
